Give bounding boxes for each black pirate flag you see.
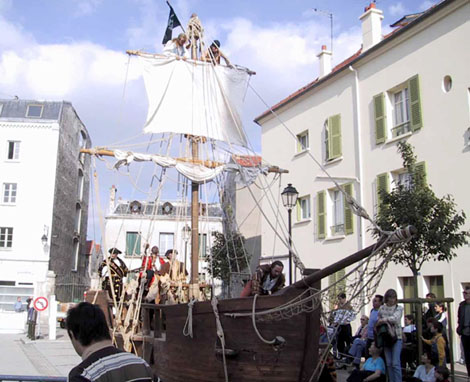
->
[162,1,182,45]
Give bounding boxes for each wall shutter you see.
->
[343,183,354,235]
[374,93,387,144]
[328,114,342,159]
[296,201,301,222]
[408,75,422,131]
[376,173,390,210]
[317,191,326,239]
[414,161,427,186]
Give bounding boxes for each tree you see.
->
[375,141,468,278]
[374,141,469,356]
[205,231,251,296]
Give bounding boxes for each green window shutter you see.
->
[408,75,422,131]
[328,114,342,159]
[376,172,389,210]
[126,232,141,255]
[317,191,326,239]
[343,183,354,235]
[414,161,427,187]
[337,268,346,293]
[374,93,387,144]
[135,234,141,255]
[296,201,301,221]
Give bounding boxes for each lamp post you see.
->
[281,183,299,285]
[182,224,191,269]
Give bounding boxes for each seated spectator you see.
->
[407,352,436,382]
[347,342,386,382]
[14,297,24,312]
[366,295,383,357]
[434,366,450,382]
[421,321,446,367]
[348,315,369,368]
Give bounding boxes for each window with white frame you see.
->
[2,183,17,204]
[391,87,411,137]
[159,233,174,255]
[331,189,345,236]
[7,141,20,160]
[297,195,311,221]
[0,227,13,248]
[296,130,309,153]
[26,104,43,118]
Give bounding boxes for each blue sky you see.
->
[0,0,439,239]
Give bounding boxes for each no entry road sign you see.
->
[33,296,49,312]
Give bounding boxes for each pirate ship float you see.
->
[84,7,417,382]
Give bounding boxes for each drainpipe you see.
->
[349,65,367,317]
[349,65,366,252]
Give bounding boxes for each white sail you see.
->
[139,55,250,148]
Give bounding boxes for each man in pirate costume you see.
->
[98,248,128,301]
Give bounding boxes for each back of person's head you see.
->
[435,366,450,380]
[271,260,283,269]
[437,302,446,311]
[434,321,443,333]
[337,292,346,300]
[427,292,436,299]
[66,302,111,347]
[375,294,384,303]
[211,40,221,48]
[427,317,438,326]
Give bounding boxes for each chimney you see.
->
[359,3,384,52]
[317,45,332,78]
[109,185,117,213]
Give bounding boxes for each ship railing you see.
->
[0,375,66,382]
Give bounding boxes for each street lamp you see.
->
[281,183,299,285]
[182,224,192,268]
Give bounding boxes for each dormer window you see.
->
[130,201,142,214]
[26,104,43,118]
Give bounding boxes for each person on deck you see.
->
[245,261,285,297]
[377,288,403,382]
[203,40,232,67]
[98,248,128,301]
[159,249,187,281]
[457,285,470,377]
[66,302,154,382]
[163,33,189,58]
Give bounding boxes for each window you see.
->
[392,88,411,137]
[296,130,309,153]
[72,238,79,272]
[79,131,87,164]
[126,232,142,256]
[374,74,422,144]
[77,170,84,201]
[400,276,415,316]
[426,275,444,299]
[2,183,17,204]
[26,104,43,118]
[7,141,20,160]
[74,203,81,233]
[331,190,344,235]
[325,114,342,161]
[317,183,354,239]
[199,233,207,259]
[296,195,311,221]
[0,227,13,248]
[159,233,174,255]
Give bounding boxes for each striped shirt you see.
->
[68,346,154,382]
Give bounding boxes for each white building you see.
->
[104,186,224,282]
[0,99,91,312]
[255,0,470,346]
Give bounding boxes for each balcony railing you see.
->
[391,121,411,138]
[330,224,345,236]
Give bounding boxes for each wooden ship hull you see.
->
[88,230,416,382]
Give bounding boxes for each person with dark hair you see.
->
[402,314,418,370]
[347,342,386,382]
[377,288,403,382]
[158,249,187,280]
[244,261,285,296]
[366,295,383,357]
[457,285,470,377]
[434,303,447,328]
[331,293,355,360]
[67,302,154,382]
[404,352,436,382]
[421,321,446,367]
[434,366,450,382]
[98,248,128,301]
[423,292,437,323]
[203,40,232,66]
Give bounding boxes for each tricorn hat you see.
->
[108,247,122,255]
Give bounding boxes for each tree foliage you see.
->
[205,231,250,283]
[374,141,469,275]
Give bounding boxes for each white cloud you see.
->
[389,3,407,17]
[73,0,103,17]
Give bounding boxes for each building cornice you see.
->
[0,121,58,130]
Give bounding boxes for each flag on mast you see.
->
[162,1,182,45]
